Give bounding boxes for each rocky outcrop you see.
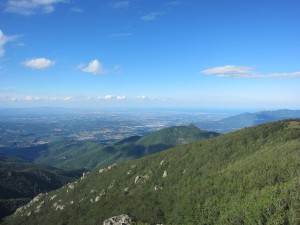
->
[103,214,132,225]
[134,175,141,184]
[81,172,90,180]
[99,164,117,173]
[163,170,167,178]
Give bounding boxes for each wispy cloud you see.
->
[70,7,83,13]
[5,0,67,15]
[98,95,114,100]
[2,95,169,103]
[201,65,300,78]
[116,95,126,100]
[79,59,121,75]
[16,42,25,47]
[166,1,182,7]
[110,1,130,9]
[4,95,78,102]
[78,59,108,75]
[25,95,42,101]
[135,95,160,100]
[141,12,164,22]
[136,95,147,99]
[63,96,74,101]
[23,58,55,70]
[110,32,132,38]
[5,96,18,101]
[0,30,19,57]
[98,95,126,100]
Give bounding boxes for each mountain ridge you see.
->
[0,125,218,170]
[3,119,299,224]
[195,109,300,133]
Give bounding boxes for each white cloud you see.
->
[79,59,108,75]
[25,95,41,101]
[0,30,18,57]
[3,95,77,102]
[63,96,74,101]
[201,65,300,78]
[110,1,129,9]
[23,58,55,70]
[135,95,160,100]
[98,95,114,100]
[141,12,164,21]
[98,95,126,100]
[136,95,147,99]
[201,65,251,77]
[5,0,67,15]
[116,95,126,100]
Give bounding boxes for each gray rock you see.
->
[103,214,132,225]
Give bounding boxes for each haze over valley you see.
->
[0,0,300,224]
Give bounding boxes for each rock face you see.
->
[163,170,167,178]
[103,214,132,225]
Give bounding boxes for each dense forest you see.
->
[3,119,300,224]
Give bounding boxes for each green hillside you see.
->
[136,125,217,147]
[35,141,110,169]
[0,126,218,170]
[3,120,300,224]
[0,157,84,222]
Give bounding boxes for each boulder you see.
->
[103,214,132,225]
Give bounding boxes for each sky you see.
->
[0,0,300,110]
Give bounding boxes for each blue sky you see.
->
[0,0,299,109]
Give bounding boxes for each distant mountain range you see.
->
[0,125,219,170]
[3,119,300,224]
[194,109,300,133]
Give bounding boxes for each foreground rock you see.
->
[103,214,132,225]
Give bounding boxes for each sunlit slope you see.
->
[0,126,218,170]
[4,120,300,224]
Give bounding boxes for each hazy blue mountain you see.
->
[3,119,299,224]
[195,109,300,133]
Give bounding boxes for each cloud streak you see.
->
[98,95,126,100]
[4,96,80,102]
[0,30,18,57]
[141,12,164,21]
[70,7,83,13]
[2,95,170,104]
[23,58,55,70]
[166,1,182,7]
[110,1,129,9]
[135,95,161,100]
[5,0,67,15]
[201,65,300,78]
